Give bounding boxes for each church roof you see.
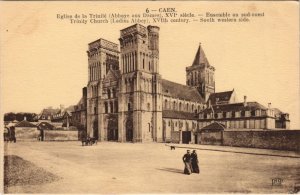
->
[162,110,198,120]
[38,108,60,119]
[162,79,205,103]
[208,90,234,105]
[192,43,210,67]
[200,102,267,114]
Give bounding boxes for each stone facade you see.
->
[86,24,206,142]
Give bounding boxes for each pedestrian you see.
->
[191,150,200,174]
[182,150,192,175]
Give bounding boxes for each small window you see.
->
[214,113,218,119]
[223,112,226,118]
[241,110,245,117]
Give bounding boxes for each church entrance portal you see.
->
[126,119,133,142]
[107,119,118,141]
[93,119,99,140]
[182,131,191,144]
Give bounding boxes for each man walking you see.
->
[182,150,192,175]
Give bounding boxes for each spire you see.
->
[192,43,210,67]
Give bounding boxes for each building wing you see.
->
[162,79,205,103]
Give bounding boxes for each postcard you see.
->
[1,1,299,194]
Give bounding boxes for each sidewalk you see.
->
[165,143,300,158]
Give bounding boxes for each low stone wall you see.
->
[15,127,40,141]
[201,131,222,145]
[223,130,300,151]
[171,131,180,143]
[43,130,78,141]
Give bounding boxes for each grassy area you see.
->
[4,155,60,192]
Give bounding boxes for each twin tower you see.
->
[86,24,215,142]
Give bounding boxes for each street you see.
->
[4,141,300,193]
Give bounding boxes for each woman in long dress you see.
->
[191,150,200,173]
[182,150,192,175]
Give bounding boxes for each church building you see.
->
[84,24,290,144]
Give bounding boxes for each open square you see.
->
[4,142,300,194]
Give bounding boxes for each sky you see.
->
[0,1,299,128]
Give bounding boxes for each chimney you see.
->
[60,104,65,112]
[243,96,247,107]
[268,102,271,109]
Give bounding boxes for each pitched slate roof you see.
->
[162,79,205,103]
[192,43,210,67]
[15,120,37,128]
[200,102,267,114]
[37,122,55,130]
[38,108,60,119]
[201,122,225,131]
[162,110,198,120]
[208,90,234,105]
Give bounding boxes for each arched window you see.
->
[143,58,145,69]
[192,104,194,112]
[115,101,118,113]
[107,89,111,99]
[223,112,227,118]
[164,99,168,109]
[147,103,150,111]
[251,110,255,116]
[110,102,114,113]
[186,103,189,111]
[149,61,151,71]
[112,88,116,98]
[128,103,131,111]
[232,111,236,118]
[104,102,108,113]
[179,102,182,111]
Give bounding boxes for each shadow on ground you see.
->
[4,155,60,193]
[157,167,184,174]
